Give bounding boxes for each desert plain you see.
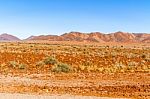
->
[0,41,149,99]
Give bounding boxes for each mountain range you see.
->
[0,32,150,43]
[0,33,20,41]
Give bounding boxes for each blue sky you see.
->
[0,0,150,39]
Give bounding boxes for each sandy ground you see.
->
[0,73,149,98]
[0,42,149,99]
[0,93,128,99]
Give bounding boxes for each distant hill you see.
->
[0,33,20,41]
[0,32,149,43]
[26,35,59,41]
[25,31,150,43]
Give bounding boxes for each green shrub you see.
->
[43,57,57,65]
[9,61,19,68]
[18,64,26,69]
[52,63,72,73]
[9,61,26,70]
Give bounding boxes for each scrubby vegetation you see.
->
[18,63,26,69]
[0,42,149,74]
[0,42,149,99]
[52,63,72,73]
[9,61,26,70]
[43,56,58,65]
[9,61,18,68]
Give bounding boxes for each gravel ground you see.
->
[0,93,128,99]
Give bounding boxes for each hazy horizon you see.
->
[0,0,150,39]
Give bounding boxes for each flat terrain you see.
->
[0,41,149,99]
[0,93,128,99]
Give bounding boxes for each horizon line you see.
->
[0,31,150,40]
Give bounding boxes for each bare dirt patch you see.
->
[0,42,149,99]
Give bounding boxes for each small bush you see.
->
[141,54,146,59]
[44,57,57,65]
[9,61,19,68]
[19,64,26,69]
[9,61,26,70]
[52,63,72,73]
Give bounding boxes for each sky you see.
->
[0,0,150,39]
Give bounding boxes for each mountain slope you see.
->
[26,31,150,43]
[0,33,20,41]
[26,35,58,41]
